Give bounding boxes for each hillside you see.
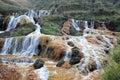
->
[0,0,120,24]
[0,0,34,14]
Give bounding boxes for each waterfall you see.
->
[6,15,33,31]
[6,10,51,31]
[0,38,13,55]
[1,9,51,56]
[21,36,40,56]
[0,36,40,56]
[71,19,80,31]
[64,47,72,61]
[84,21,88,29]
[65,35,113,75]
[0,58,34,63]
[26,10,51,17]
[34,66,49,80]
[6,16,15,31]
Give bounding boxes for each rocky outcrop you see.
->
[56,59,65,67]
[0,38,5,51]
[33,59,44,69]
[17,15,33,27]
[0,63,21,80]
[39,35,67,61]
[2,16,10,30]
[61,19,72,35]
[2,15,33,31]
[69,25,81,36]
[70,47,83,65]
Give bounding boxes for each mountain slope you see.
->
[0,0,35,14]
[0,0,120,22]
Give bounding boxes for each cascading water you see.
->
[0,10,117,80]
[1,10,51,57]
[83,21,89,35]
[25,10,51,18]
[6,10,51,31]
[1,22,42,57]
[65,33,115,78]
[71,19,80,31]
[6,16,15,31]
[84,21,89,29]
[64,47,72,61]
[6,15,34,31]
[0,36,39,56]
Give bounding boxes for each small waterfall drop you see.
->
[34,66,49,80]
[6,16,15,31]
[6,10,51,31]
[0,36,40,56]
[83,21,90,35]
[71,19,80,31]
[84,21,88,29]
[64,47,72,61]
[6,15,33,31]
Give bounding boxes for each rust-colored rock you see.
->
[48,42,67,61]
[85,35,100,45]
[0,38,5,51]
[26,71,37,80]
[39,35,67,61]
[61,19,72,35]
[17,16,33,27]
[2,16,10,30]
[62,61,72,69]
[0,63,21,80]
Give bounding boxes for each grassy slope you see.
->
[0,0,35,14]
[102,39,120,80]
[0,0,120,20]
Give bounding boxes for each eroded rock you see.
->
[70,47,83,65]
[33,59,44,69]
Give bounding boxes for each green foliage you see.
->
[102,63,120,80]
[10,23,35,37]
[41,15,64,35]
[0,2,23,14]
[102,39,120,80]
[112,40,120,64]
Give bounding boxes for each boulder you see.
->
[69,25,81,36]
[67,41,74,47]
[62,61,72,69]
[17,15,33,27]
[33,59,44,69]
[56,59,65,67]
[88,59,97,72]
[70,47,83,65]
[0,38,5,51]
[61,19,72,35]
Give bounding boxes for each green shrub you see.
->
[102,63,120,80]
[111,40,120,64]
[9,23,35,37]
[41,15,64,35]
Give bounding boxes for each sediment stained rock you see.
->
[0,38,5,51]
[0,63,21,80]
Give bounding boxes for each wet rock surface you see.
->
[0,63,21,80]
[33,59,44,69]
[70,47,83,65]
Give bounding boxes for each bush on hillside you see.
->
[102,39,120,80]
[101,63,120,80]
[111,40,120,64]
